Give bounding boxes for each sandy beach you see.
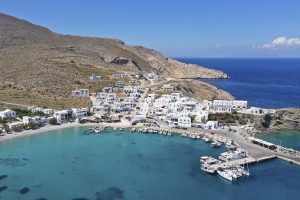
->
[0,119,136,143]
[0,122,98,142]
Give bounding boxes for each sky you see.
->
[1,0,300,58]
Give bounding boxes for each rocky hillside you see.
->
[0,13,231,108]
[254,108,300,132]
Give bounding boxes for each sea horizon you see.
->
[177,58,300,109]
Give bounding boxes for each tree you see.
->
[28,122,39,130]
[49,117,57,125]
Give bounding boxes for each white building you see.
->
[43,109,54,115]
[105,93,117,104]
[205,121,219,129]
[194,111,209,123]
[112,74,128,79]
[72,108,87,118]
[212,100,248,110]
[71,89,90,97]
[0,109,16,119]
[96,92,108,101]
[238,107,276,116]
[53,110,70,123]
[23,116,47,125]
[124,86,141,93]
[178,116,192,128]
[161,84,174,91]
[90,74,102,81]
[139,103,150,115]
[115,81,125,87]
[171,93,183,101]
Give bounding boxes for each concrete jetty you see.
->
[208,155,277,172]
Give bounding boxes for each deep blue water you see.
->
[1,128,300,200]
[177,58,300,109]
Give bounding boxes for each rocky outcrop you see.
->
[122,45,229,79]
[254,108,300,132]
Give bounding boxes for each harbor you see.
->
[85,123,300,183]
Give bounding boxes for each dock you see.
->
[208,155,276,172]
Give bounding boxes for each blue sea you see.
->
[260,130,300,151]
[1,128,300,200]
[177,58,300,109]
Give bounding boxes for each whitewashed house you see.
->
[71,89,89,97]
[90,74,102,81]
[105,93,117,104]
[32,107,44,113]
[124,86,141,93]
[161,84,174,91]
[205,121,219,129]
[23,116,47,125]
[212,100,248,110]
[182,101,197,112]
[211,105,232,113]
[139,103,150,115]
[43,109,54,115]
[238,107,276,116]
[112,74,128,79]
[53,110,70,123]
[171,93,183,101]
[194,111,209,123]
[72,108,87,119]
[178,116,192,128]
[130,93,140,98]
[0,109,16,119]
[96,92,108,101]
[115,81,125,87]
[93,104,110,116]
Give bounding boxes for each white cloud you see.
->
[255,37,300,50]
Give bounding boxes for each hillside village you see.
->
[0,72,276,136]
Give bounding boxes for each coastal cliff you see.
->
[0,13,231,108]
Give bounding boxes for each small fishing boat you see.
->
[211,141,222,148]
[201,164,215,174]
[202,136,211,143]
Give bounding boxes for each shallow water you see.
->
[0,128,300,200]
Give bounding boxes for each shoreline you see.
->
[0,122,97,142]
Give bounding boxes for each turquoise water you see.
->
[260,131,300,151]
[1,128,300,200]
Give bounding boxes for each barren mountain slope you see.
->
[0,13,232,109]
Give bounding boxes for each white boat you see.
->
[200,156,210,163]
[202,137,211,143]
[94,129,101,133]
[217,168,234,182]
[201,164,215,173]
[211,141,222,148]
